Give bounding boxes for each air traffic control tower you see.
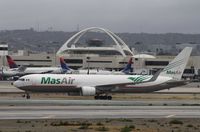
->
[0,43,8,67]
[56,27,134,70]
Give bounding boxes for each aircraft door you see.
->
[30,77,37,86]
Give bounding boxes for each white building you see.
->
[0,44,8,56]
[0,44,8,67]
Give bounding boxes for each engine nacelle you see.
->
[81,86,96,96]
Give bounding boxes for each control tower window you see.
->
[86,39,105,47]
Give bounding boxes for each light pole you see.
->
[87,56,90,74]
[53,47,56,66]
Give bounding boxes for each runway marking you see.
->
[40,115,55,119]
[165,114,175,118]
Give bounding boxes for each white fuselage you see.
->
[0,67,63,78]
[70,69,129,75]
[0,68,23,77]
[24,67,62,74]
[71,69,112,75]
[0,69,19,77]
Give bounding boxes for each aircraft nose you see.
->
[13,80,21,88]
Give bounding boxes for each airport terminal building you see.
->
[0,27,200,78]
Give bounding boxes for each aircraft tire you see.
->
[94,96,99,100]
[102,96,107,100]
[26,93,30,99]
[95,95,112,100]
[26,95,30,99]
[98,96,102,100]
[98,96,103,100]
[107,96,112,100]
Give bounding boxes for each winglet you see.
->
[159,47,192,80]
[6,55,18,68]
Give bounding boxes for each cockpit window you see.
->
[19,78,25,81]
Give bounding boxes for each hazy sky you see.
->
[0,0,200,33]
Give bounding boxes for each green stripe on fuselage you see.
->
[128,76,151,83]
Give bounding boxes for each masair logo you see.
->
[41,77,75,84]
[166,70,181,74]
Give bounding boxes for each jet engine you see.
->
[81,86,96,96]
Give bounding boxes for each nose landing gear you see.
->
[22,92,30,99]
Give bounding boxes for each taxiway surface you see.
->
[1,81,200,119]
[0,99,199,119]
[0,105,200,119]
[0,99,200,106]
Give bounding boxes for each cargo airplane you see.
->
[13,47,192,99]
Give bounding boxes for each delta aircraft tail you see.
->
[121,58,133,74]
[159,47,192,80]
[60,57,72,73]
[6,55,18,69]
[60,57,133,74]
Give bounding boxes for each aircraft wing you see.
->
[94,80,148,91]
[40,70,54,74]
[95,83,130,91]
[94,71,162,91]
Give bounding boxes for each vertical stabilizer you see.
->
[159,47,192,80]
[60,57,71,73]
[6,55,18,69]
[121,58,133,74]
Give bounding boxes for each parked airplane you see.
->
[1,55,130,79]
[0,66,26,80]
[60,57,133,74]
[13,47,192,99]
[6,55,65,74]
[2,56,132,79]
[0,56,67,80]
[0,56,25,79]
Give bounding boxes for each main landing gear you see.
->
[22,92,30,99]
[94,95,112,100]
